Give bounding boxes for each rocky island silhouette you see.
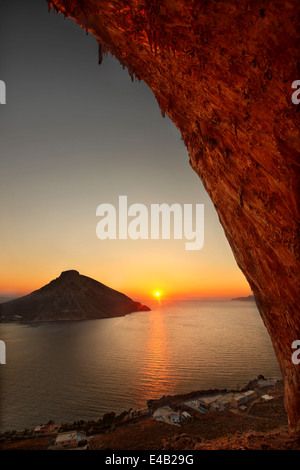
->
[0,270,150,322]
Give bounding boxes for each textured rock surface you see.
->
[45,0,299,431]
[0,270,150,321]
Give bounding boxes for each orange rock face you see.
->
[46,0,300,432]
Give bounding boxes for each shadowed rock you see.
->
[0,270,150,322]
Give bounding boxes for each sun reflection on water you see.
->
[141,308,176,396]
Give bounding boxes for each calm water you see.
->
[0,299,281,432]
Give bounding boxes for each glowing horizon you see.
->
[0,265,251,301]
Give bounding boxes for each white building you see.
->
[261,394,274,401]
[217,394,235,410]
[199,395,223,409]
[34,423,61,435]
[256,379,277,389]
[54,431,87,448]
[153,407,183,426]
[232,390,256,408]
[185,390,257,413]
[182,411,191,420]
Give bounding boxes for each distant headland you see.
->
[231,295,255,301]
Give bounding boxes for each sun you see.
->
[153,290,162,305]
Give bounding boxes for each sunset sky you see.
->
[0,0,251,301]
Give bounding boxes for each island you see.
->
[0,270,150,322]
[231,295,255,301]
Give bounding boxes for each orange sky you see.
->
[0,235,251,300]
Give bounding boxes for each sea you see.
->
[0,298,281,432]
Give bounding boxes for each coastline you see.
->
[0,376,290,450]
[0,303,282,439]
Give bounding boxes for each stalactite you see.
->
[98,43,104,65]
[98,43,110,66]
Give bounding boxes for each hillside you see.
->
[1,380,299,450]
[0,270,150,322]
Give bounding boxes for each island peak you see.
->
[0,271,150,322]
